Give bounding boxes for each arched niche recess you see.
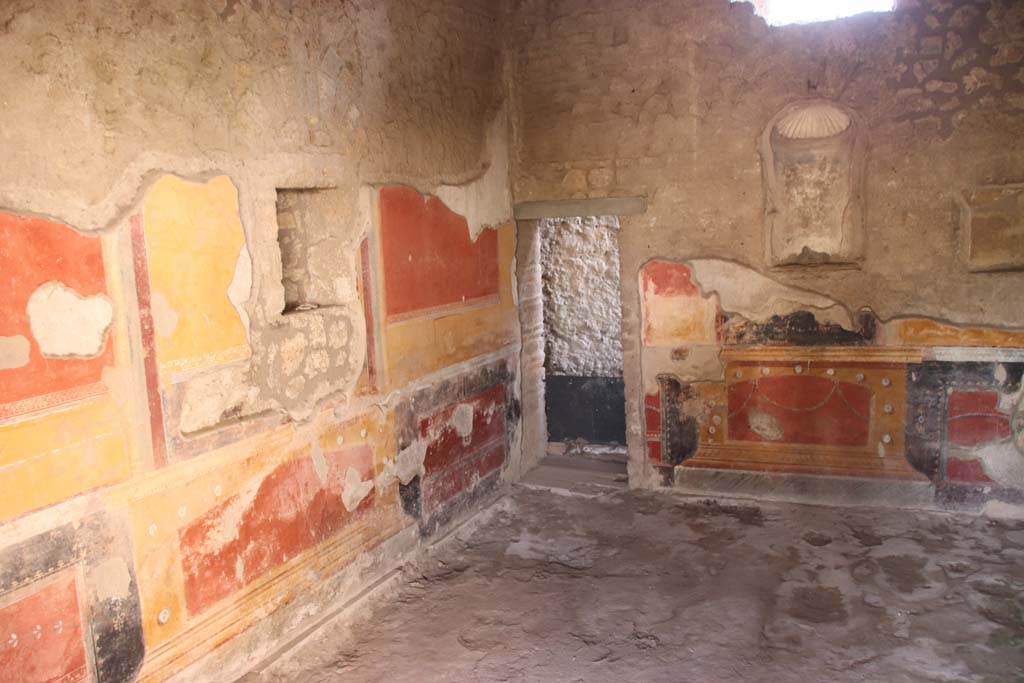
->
[760,99,867,267]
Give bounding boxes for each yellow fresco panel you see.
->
[143,175,250,381]
[0,397,131,521]
[382,224,518,387]
[893,318,1024,348]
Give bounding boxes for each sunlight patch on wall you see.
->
[736,0,894,26]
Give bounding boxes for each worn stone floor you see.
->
[259,461,1024,682]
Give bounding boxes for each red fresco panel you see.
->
[946,457,995,484]
[378,185,499,319]
[419,385,507,475]
[357,238,379,393]
[130,213,169,468]
[180,445,376,616]
[0,574,89,683]
[418,385,507,514]
[728,376,871,447]
[646,440,663,464]
[947,391,1011,447]
[422,443,505,514]
[947,391,1002,418]
[0,213,112,417]
[947,415,1011,447]
[640,260,699,297]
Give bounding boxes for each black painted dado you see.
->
[657,375,699,466]
[546,375,626,444]
[0,511,145,683]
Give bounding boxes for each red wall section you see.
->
[379,186,499,320]
[640,260,699,296]
[419,385,506,514]
[946,457,995,484]
[0,214,112,417]
[947,390,1011,447]
[0,574,89,683]
[180,445,376,616]
[728,376,871,447]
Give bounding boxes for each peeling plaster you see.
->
[378,440,428,489]
[178,364,256,434]
[311,442,329,485]
[640,346,724,393]
[26,281,113,358]
[452,403,475,440]
[436,109,512,241]
[687,259,852,328]
[341,467,374,512]
[0,334,30,370]
[92,557,132,601]
[748,409,784,441]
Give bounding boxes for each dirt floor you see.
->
[257,459,1024,682]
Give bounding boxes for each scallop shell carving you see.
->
[775,103,851,140]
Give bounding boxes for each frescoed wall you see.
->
[0,172,519,683]
[638,257,1024,506]
[371,185,519,389]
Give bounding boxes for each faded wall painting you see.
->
[760,100,866,266]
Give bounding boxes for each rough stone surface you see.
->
[540,216,622,377]
[507,0,1024,327]
[258,480,1024,682]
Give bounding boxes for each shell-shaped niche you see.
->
[775,102,851,140]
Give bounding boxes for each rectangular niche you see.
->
[275,187,346,313]
[958,184,1024,273]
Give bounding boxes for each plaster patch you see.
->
[178,364,254,434]
[228,245,253,342]
[26,281,113,358]
[688,259,852,328]
[453,403,475,439]
[748,409,784,441]
[641,346,724,393]
[341,466,374,512]
[378,439,428,488]
[0,335,30,370]
[435,109,512,240]
[311,441,328,485]
[959,440,1024,487]
[151,290,180,339]
[92,557,132,601]
[192,474,264,556]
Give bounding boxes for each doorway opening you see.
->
[538,216,627,476]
